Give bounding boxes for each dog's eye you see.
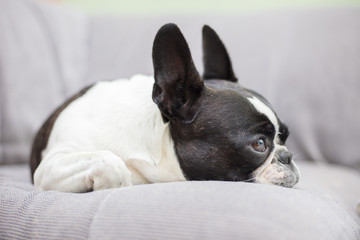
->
[252,138,267,152]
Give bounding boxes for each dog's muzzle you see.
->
[253,148,300,188]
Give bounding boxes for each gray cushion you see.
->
[1,161,359,221]
[0,0,89,164]
[0,176,359,240]
[296,161,360,221]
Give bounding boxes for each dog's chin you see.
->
[252,161,300,188]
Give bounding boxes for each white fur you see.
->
[34,75,186,192]
[247,97,279,135]
[247,96,293,185]
[252,145,292,186]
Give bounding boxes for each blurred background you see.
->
[55,0,360,15]
[1,0,360,167]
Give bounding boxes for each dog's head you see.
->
[152,23,300,188]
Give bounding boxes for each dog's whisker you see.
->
[244,177,257,183]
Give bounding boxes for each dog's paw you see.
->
[86,151,133,191]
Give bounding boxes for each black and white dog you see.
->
[30,24,300,192]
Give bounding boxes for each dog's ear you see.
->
[152,23,204,123]
[202,25,237,82]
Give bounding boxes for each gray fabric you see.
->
[1,161,359,222]
[0,164,31,183]
[0,176,359,240]
[295,161,360,222]
[0,0,89,164]
[88,9,360,169]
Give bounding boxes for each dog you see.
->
[30,23,300,192]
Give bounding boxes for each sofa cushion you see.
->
[0,0,89,164]
[295,161,360,221]
[0,176,359,240]
[2,161,359,221]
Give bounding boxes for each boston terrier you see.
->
[30,23,300,192]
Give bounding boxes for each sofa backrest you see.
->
[0,0,89,164]
[87,9,360,170]
[1,0,360,170]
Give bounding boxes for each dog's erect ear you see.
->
[152,23,204,123]
[202,25,237,82]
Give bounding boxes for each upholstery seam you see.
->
[87,189,118,239]
[0,48,5,163]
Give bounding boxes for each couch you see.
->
[0,0,359,239]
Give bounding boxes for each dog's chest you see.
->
[44,75,186,184]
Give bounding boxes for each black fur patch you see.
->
[170,82,276,181]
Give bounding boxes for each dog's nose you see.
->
[279,151,292,164]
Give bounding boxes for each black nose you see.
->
[279,151,292,164]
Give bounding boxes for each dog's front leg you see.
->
[34,151,133,192]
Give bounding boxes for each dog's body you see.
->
[33,76,186,191]
[31,24,299,192]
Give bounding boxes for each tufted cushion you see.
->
[0,176,359,240]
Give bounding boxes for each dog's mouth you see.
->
[251,157,300,188]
